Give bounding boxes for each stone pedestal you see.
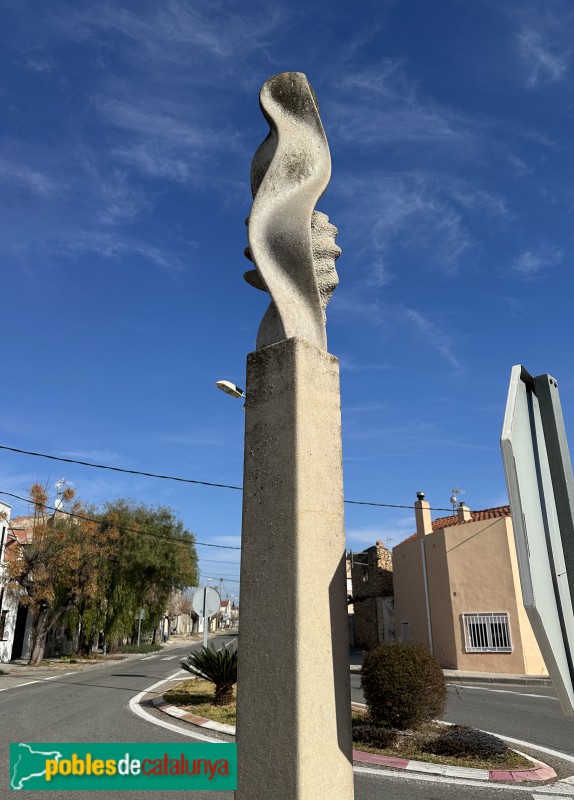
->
[236,337,354,800]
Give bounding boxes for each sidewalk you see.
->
[349,648,552,685]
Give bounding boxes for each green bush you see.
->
[58,653,79,662]
[181,644,237,706]
[352,724,398,749]
[361,643,446,730]
[116,643,162,654]
[424,725,508,759]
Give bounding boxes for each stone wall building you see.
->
[351,541,394,649]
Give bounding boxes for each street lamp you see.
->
[215,380,245,399]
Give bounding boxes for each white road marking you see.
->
[355,766,574,793]
[129,666,574,793]
[129,670,221,742]
[480,730,574,765]
[536,795,570,799]
[43,671,75,681]
[140,656,156,660]
[449,684,558,701]
[0,680,40,693]
[160,656,178,661]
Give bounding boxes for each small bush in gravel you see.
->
[352,725,398,749]
[361,643,446,729]
[424,726,508,759]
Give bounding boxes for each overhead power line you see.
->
[0,490,241,550]
[0,443,456,512]
[0,445,243,491]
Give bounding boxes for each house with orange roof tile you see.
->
[392,493,547,675]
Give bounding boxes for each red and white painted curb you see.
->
[351,748,556,782]
[153,695,557,783]
[153,696,236,735]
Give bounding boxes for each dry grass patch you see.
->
[163,679,237,726]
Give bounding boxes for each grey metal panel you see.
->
[535,374,574,606]
[501,365,574,715]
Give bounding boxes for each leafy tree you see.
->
[7,483,104,666]
[8,488,198,664]
[88,500,198,651]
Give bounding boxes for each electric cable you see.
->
[0,491,241,550]
[0,444,459,512]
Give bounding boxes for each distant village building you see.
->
[0,510,35,662]
[350,541,394,649]
[393,493,547,675]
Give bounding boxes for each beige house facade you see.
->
[393,493,547,675]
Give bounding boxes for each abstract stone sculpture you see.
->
[236,72,354,800]
[244,72,341,351]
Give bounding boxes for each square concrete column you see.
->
[236,337,354,800]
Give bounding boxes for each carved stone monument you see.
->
[236,73,354,800]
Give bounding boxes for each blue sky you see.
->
[2,0,574,597]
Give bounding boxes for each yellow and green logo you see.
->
[10,742,236,791]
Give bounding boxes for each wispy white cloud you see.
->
[55,230,183,272]
[330,58,483,151]
[505,153,532,177]
[447,183,509,218]
[339,58,415,101]
[25,57,55,73]
[338,357,395,373]
[0,158,60,197]
[336,174,474,279]
[157,430,231,447]
[511,246,562,278]
[75,147,152,225]
[342,402,387,413]
[110,145,193,183]
[403,308,462,373]
[95,96,246,186]
[517,27,570,88]
[55,449,127,465]
[330,101,476,148]
[54,1,284,71]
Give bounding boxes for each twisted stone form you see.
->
[244,72,341,351]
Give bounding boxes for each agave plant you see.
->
[181,644,238,706]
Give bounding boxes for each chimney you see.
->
[415,492,433,538]
[457,502,471,522]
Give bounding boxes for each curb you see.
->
[152,696,235,735]
[351,664,552,686]
[351,749,556,781]
[152,695,557,782]
[445,675,552,686]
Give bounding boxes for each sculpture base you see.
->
[236,337,354,800]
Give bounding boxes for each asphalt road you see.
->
[1,635,236,799]
[3,641,574,800]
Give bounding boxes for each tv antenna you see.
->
[450,487,465,515]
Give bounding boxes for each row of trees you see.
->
[7,484,198,666]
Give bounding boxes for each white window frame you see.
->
[462,612,512,653]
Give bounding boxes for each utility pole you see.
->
[219,578,223,629]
